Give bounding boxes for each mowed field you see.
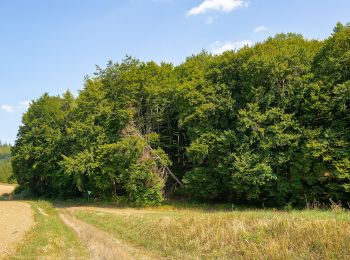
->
[1,184,350,259]
[0,184,34,257]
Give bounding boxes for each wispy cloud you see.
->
[254,25,268,33]
[187,0,248,16]
[1,101,31,113]
[211,40,253,54]
[1,105,14,113]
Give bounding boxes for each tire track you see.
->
[59,209,158,260]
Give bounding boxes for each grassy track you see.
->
[75,207,350,259]
[6,201,87,259]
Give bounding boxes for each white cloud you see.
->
[211,40,253,54]
[187,0,248,16]
[1,101,31,113]
[1,105,14,113]
[254,25,268,33]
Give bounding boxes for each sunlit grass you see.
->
[75,207,350,259]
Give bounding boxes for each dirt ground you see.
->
[0,183,16,196]
[0,185,34,257]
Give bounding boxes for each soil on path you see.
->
[0,183,16,196]
[0,200,34,257]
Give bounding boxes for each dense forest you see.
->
[0,142,13,183]
[12,23,350,206]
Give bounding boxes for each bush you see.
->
[183,167,221,202]
[124,163,164,206]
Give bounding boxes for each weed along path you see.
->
[0,184,34,257]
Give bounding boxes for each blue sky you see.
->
[1,0,349,144]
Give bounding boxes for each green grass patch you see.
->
[75,208,350,259]
[7,201,87,259]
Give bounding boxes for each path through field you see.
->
[0,184,34,257]
[0,182,157,259]
[59,207,160,260]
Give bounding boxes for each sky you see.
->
[0,0,349,144]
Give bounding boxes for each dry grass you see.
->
[75,207,350,259]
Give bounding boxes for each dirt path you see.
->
[0,183,16,196]
[59,208,160,260]
[0,201,34,257]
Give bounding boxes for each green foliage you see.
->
[313,23,350,84]
[11,23,350,206]
[182,167,221,201]
[179,25,350,205]
[124,163,164,206]
[12,60,169,205]
[186,142,208,166]
[11,92,75,197]
[0,142,14,183]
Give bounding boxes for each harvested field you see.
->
[0,201,34,257]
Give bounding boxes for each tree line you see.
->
[12,23,350,206]
[0,142,13,183]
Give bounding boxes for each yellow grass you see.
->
[75,208,350,259]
